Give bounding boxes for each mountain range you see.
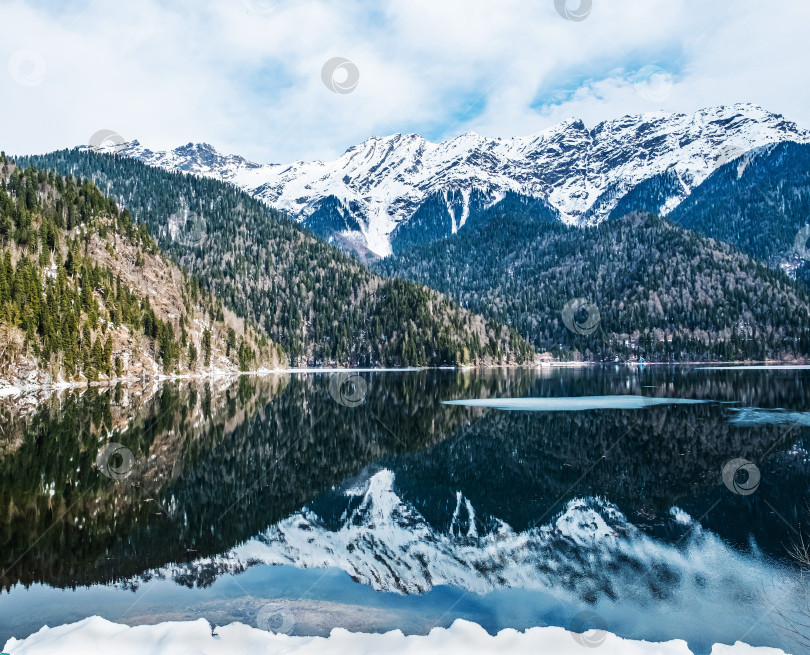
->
[6,102,810,373]
[84,103,810,259]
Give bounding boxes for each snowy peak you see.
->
[80,139,261,179]
[91,103,809,256]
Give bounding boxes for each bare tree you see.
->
[775,529,810,649]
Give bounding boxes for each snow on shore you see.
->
[2,616,788,655]
[0,384,21,397]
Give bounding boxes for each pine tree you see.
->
[202,329,211,367]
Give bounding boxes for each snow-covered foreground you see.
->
[2,616,789,655]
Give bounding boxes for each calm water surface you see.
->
[1,367,808,654]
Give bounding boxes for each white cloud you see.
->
[1,0,808,163]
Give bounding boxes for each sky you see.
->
[1,0,809,164]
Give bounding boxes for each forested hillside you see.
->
[0,159,283,387]
[668,142,810,279]
[607,169,685,222]
[19,150,534,367]
[610,142,810,281]
[376,209,810,362]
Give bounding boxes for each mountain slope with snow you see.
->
[87,104,809,256]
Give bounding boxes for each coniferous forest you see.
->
[611,142,810,282]
[11,140,810,370]
[377,208,810,362]
[0,159,284,381]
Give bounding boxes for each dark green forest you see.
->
[17,142,810,367]
[0,161,204,378]
[377,207,810,362]
[613,142,810,282]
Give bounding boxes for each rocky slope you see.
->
[0,160,283,389]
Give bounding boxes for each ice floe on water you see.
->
[2,615,789,655]
[730,407,810,427]
[697,365,810,371]
[442,395,710,411]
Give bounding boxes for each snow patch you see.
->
[5,616,766,655]
[0,385,22,397]
[669,507,693,526]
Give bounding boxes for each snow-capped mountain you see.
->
[87,104,809,257]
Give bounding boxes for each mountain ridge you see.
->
[376,208,810,362]
[81,103,810,257]
[608,141,810,281]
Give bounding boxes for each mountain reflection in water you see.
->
[0,367,808,652]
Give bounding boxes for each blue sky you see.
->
[1,0,809,163]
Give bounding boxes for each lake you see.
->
[1,367,808,654]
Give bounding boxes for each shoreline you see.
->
[1,360,808,398]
